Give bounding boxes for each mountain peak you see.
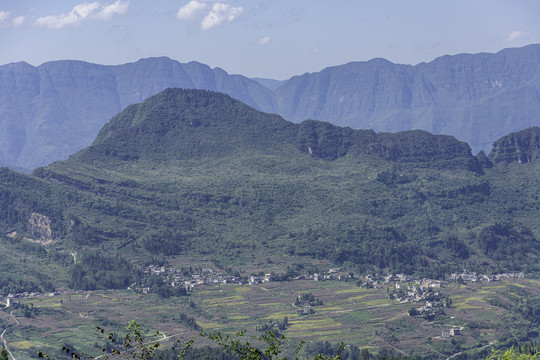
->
[74,88,293,164]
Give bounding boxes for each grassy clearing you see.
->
[12,341,34,350]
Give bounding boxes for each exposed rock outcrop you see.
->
[28,212,54,241]
[488,127,540,164]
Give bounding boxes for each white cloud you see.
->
[12,16,25,28]
[176,1,207,21]
[257,36,271,45]
[96,0,129,20]
[504,30,530,43]
[0,10,10,28]
[201,3,243,30]
[35,1,129,29]
[0,10,9,22]
[0,10,25,29]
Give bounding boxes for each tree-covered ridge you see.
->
[73,88,479,171]
[0,88,539,295]
[489,127,540,164]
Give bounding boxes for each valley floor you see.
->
[1,276,539,360]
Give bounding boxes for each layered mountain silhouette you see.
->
[1,44,539,170]
[0,58,276,170]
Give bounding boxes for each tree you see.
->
[485,347,540,360]
[408,307,419,316]
[205,330,343,360]
[38,322,343,360]
[1,346,9,360]
[38,321,171,360]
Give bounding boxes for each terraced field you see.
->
[1,277,539,359]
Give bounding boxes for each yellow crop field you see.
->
[202,295,244,305]
[228,315,250,320]
[289,318,341,331]
[199,321,228,330]
[206,301,248,307]
[335,288,368,294]
[288,329,344,337]
[263,312,298,320]
[235,287,251,293]
[12,341,34,349]
[347,294,371,301]
[317,306,344,311]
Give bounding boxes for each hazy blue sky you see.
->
[1,0,539,79]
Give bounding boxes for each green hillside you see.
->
[0,88,539,296]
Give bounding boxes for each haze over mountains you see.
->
[0,44,539,170]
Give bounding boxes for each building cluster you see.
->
[447,271,524,283]
[308,268,350,282]
[137,265,526,295]
[248,274,273,285]
[140,265,247,293]
[393,282,442,304]
[0,291,60,308]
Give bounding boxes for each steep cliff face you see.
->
[0,58,276,170]
[294,120,478,170]
[488,127,540,164]
[275,45,540,154]
[0,61,40,168]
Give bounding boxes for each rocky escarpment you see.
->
[28,212,54,242]
[296,120,479,171]
[488,127,540,164]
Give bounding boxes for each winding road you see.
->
[1,311,19,360]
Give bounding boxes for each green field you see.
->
[1,276,539,360]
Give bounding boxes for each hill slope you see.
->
[0,89,539,296]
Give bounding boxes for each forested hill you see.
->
[1,44,539,171]
[73,89,478,170]
[0,88,539,295]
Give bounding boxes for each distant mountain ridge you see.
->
[0,58,276,170]
[1,44,539,170]
[275,44,540,154]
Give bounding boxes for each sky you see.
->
[0,0,539,80]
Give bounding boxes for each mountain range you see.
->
[1,44,539,171]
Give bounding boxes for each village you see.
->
[136,264,525,296]
[0,267,525,309]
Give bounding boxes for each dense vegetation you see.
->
[0,88,539,296]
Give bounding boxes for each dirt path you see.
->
[446,341,495,360]
[93,330,190,359]
[1,312,20,360]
